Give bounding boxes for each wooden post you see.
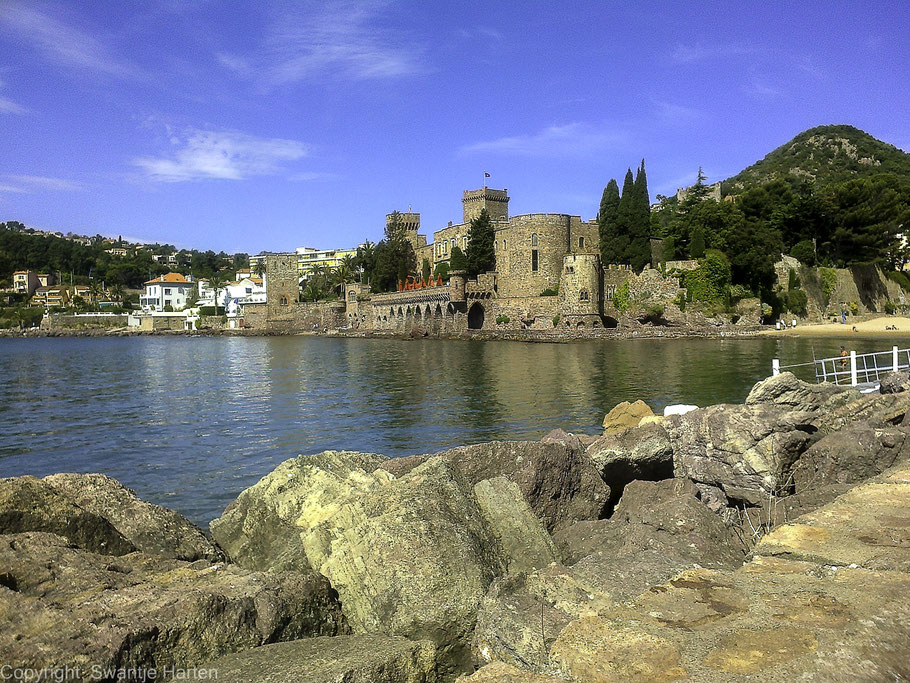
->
[850,350,858,386]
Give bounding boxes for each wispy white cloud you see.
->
[654,101,702,125]
[2,175,83,191]
[745,77,784,98]
[0,183,28,193]
[0,95,27,114]
[133,128,310,182]
[0,2,139,78]
[288,171,339,182]
[218,1,424,86]
[671,42,757,63]
[460,123,628,159]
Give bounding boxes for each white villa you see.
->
[141,273,194,311]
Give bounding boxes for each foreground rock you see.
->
[493,464,910,681]
[212,452,560,677]
[379,441,608,531]
[473,479,746,672]
[0,476,134,555]
[745,371,860,411]
[206,635,438,683]
[0,532,347,677]
[44,473,222,561]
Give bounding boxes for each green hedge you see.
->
[199,306,225,316]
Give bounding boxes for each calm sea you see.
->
[0,334,898,526]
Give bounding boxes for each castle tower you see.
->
[462,187,509,223]
[386,211,426,250]
[558,253,602,317]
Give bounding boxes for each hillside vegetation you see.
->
[722,124,910,193]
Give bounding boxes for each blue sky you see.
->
[1,1,907,255]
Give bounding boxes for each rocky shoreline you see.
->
[0,322,763,342]
[1,372,909,681]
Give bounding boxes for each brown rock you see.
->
[601,399,654,433]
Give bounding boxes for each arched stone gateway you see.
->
[468,302,485,329]
[602,316,619,328]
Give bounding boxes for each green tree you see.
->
[421,258,431,282]
[828,174,909,266]
[627,160,652,270]
[598,179,623,264]
[465,208,496,278]
[689,227,706,258]
[614,169,636,265]
[449,245,468,272]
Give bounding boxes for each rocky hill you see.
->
[722,124,910,194]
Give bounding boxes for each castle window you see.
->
[566,266,574,274]
[462,237,467,249]
[450,238,455,250]
[531,233,539,247]
[580,290,589,301]
[348,290,356,301]
[531,249,539,272]
[503,239,506,249]
[578,236,585,249]
[279,296,289,306]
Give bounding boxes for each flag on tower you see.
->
[484,172,490,178]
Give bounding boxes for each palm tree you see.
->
[333,262,353,299]
[252,259,266,279]
[301,282,322,302]
[110,283,124,303]
[88,280,103,311]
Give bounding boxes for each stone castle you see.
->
[244,186,668,334]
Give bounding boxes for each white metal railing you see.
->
[773,346,910,386]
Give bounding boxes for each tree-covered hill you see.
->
[722,125,910,194]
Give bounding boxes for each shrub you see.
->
[612,280,631,312]
[849,300,859,315]
[163,305,174,312]
[789,240,816,266]
[673,291,686,312]
[885,300,897,315]
[786,289,808,315]
[788,268,801,291]
[886,270,910,292]
[684,250,730,304]
[552,314,560,327]
[199,306,225,316]
[819,267,838,302]
[729,284,752,302]
[495,315,510,325]
[540,287,558,297]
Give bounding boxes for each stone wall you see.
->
[243,300,345,333]
[486,296,559,331]
[432,223,470,264]
[264,254,300,318]
[41,313,129,330]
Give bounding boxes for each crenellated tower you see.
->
[462,187,509,223]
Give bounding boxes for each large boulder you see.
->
[212,453,560,678]
[585,421,674,511]
[0,532,347,676]
[664,404,818,511]
[879,370,910,394]
[791,422,910,493]
[458,662,565,682]
[380,441,608,531]
[811,391,910,434]
[601,400,654,433]
[43,473,222,561]
[0,476,134,555]
[553,479,746,568]
[205,635,438,683]
[746,371,860,411]
[473,477,561,573]
[211,450,390,573]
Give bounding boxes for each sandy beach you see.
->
[762,316,910,338]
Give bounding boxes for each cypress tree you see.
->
[465,208,496,278]
[598,179,622,265]
[628,159,652,271]
[614,168,636,265]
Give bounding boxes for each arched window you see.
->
[503,239,507,249]
[450,238,455,249]
[531,233,539,247]
[578,236,585,249]
[580,290,589,301]
[279,295,289,306]
[462,237,467,249]
[348,290,356,301]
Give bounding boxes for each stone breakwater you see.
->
[1,371,909,681]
